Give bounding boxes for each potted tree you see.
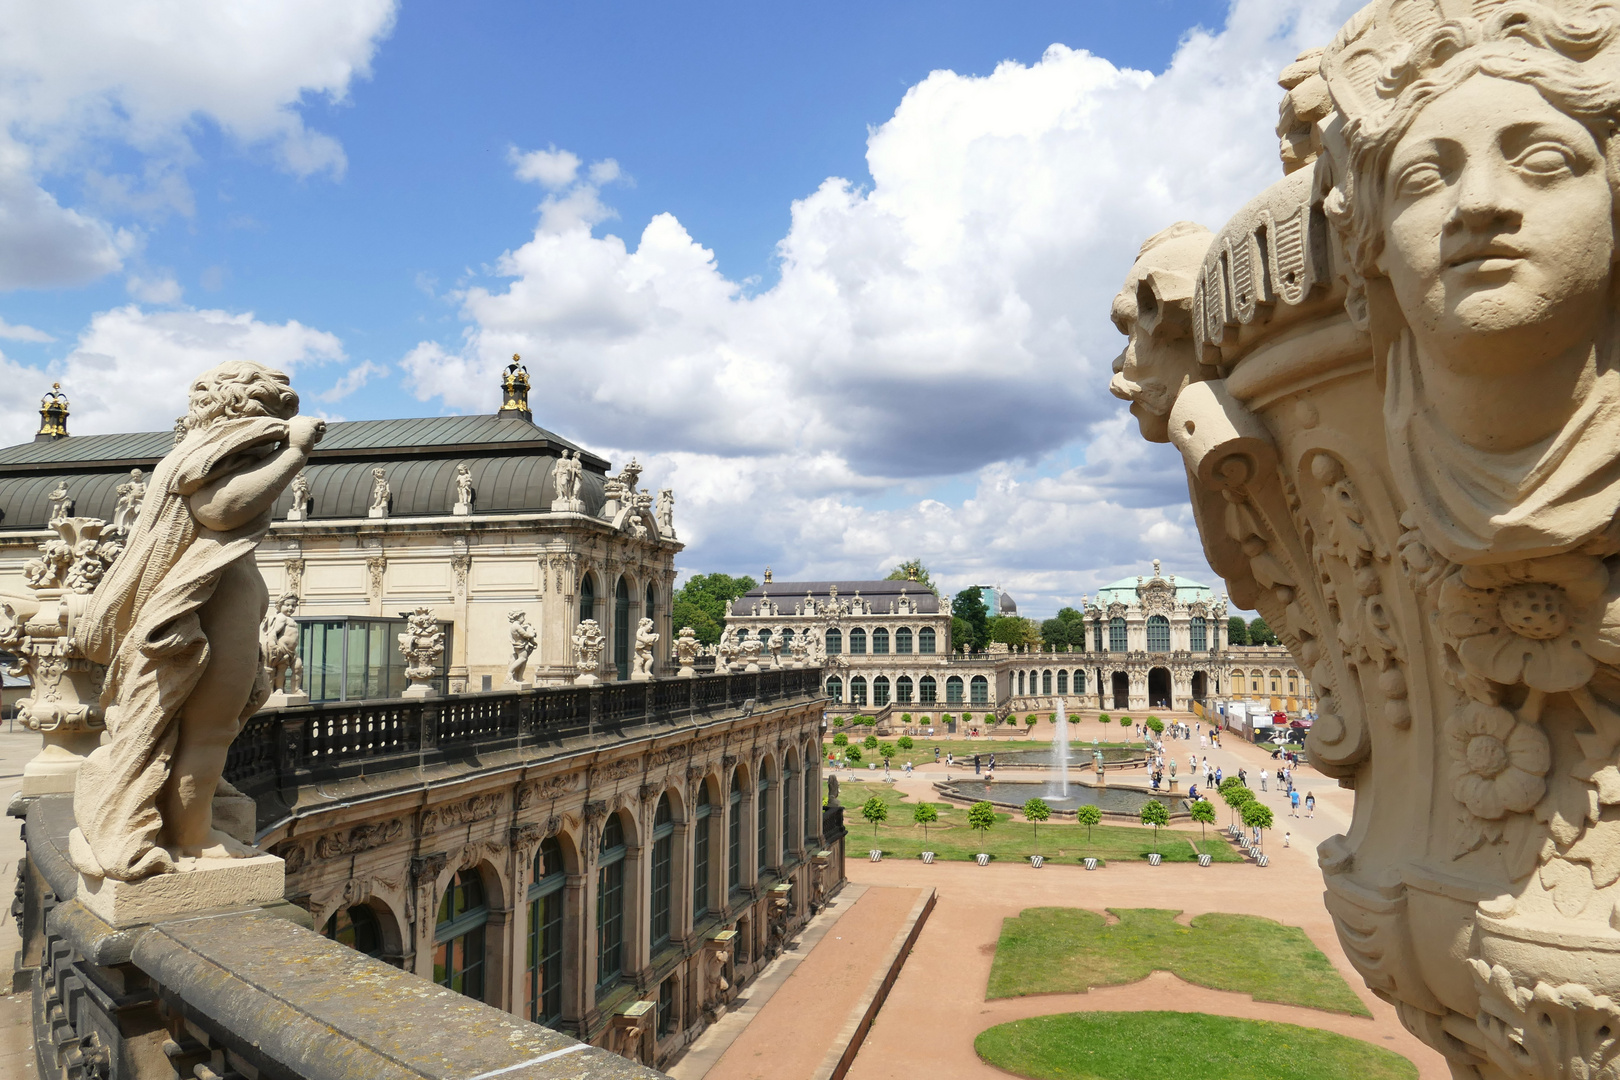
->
[915,802,938,862]
[968,800,996,864]
[1190,799,1216,866]
[1141,800,1169,864]
[1023,797,1050,866]
[1077,804,1102,869]
[862,795,888,860]
[1243,799,1275,865]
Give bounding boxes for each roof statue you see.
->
[36,383,69,441]
[499,353,531,420]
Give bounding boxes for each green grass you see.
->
[825,737,1138,772]
[987,908,1369,1016]
[835,781,1239,865]
[974,1012,1415,1080]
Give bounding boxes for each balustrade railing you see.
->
[225,666,825,808]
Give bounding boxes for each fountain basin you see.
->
[937,778,1187,819]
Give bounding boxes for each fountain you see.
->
[1050,698,1070,799]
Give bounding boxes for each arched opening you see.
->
[946,676,963,704]
[873,675,891,707]
[1190,615,1207,652]
[1017,671,1025,696]
[918,627,936,654]
[651,794,675,951]
[872,627,889,654]
[578,572,596,627]
[757,761,773,873]
[849,628,867,655]
[728,768,745,898]
[1042,670,1052,695]
[919,675,936,704]
[693,780,714,921]
[646,583,657,659]
[1109,617,1128,652]
[1148,666,1172,708]
[896,675,913,704]
[1191,671,1208,701]
[895,627,913,654]
[322,903,391,964]
[825,628,842,654]
[850,676,868,706]
[782,753,797,860]
[970,675,988,705]
[825,675,843,703]
[1146,615,1170,653]
[596,812,629,996]
[527,837,566,1027]
[1092,621,1105,652]
[1074,670,1086,694]
[1111,671,1130,710]
[435,869,489,1001]
[614,576,631,680]
[1057,670,1068,694]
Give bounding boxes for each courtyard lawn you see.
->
[987,907,1369,1016]
[823,737,1139,772]
[974,1012,1416,1080]
[834,781,1238,866]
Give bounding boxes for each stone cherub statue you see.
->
[368,467,390,516]
[554,449,582,504]
[767,627,784,669]
[288,471,311,519]
[454,463,474,513]
[112,469,147,534]
[656,488,675,536]
[260,594,303,698]
[507,609,538,685]
[572,618,605,685]
[69,361,324,880]
[674,625,700,677]
[715,625,739,674]
[631,616,659,680]
[47,479,72,521]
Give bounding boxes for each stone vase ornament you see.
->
[1114,3,1620,1074]
[397,607,444,699]
[674,625,700,678]
[572,619,606,686]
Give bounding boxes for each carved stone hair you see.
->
[185,361,299,430]
[1323,0,1620,280]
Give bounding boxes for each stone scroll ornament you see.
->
[1114,2,1620,1075]
[67,361,324,880]
[573,618,606,685]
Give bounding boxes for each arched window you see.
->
[804,751,818,846]
[946,676,964,704]
[728,769,744,896]
[324,904,386,962]
[578,572,596,627]
[895,627,913,654]
[970,675,989,705]
[527,838,565,1026]
[693,782,712,920]
[781,758,794,859]
[872,628,889,654]
[1057,670,1068,694]
[850,628,867,655]
[1147,615,1170,652]
[782,628,794,651]
[757,768,771,872]
[1270,670,1282,693]
[918,627,936,654]
[919,675,936,703]
[850,676,868,705]
[1075,670,1087,693]
[1288,670,1299,694]
[1093,621,1105,652]
[435,870,488,1001]
[873,676,891,707]
[1017,671,1025,696]
[825,628,842,654]
[597,814,628,994]
[614,576,631,680]
[1109,617,1127,652]
[651,794,674,950]
[1190,616,1207,652]
[1042,670,1053,695]
[825,676,843,703]
[896,676,913,704]
[646,583,656,631]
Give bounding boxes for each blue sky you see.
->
[0,0,1353,615]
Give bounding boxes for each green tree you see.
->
[1242,799,1276,850]
[832,732,848,747]
[1222,780,1254,825]
[1145,716,1164,736]
[1228,615,1251,646]
[1249,617,1279,646]
[833,717,845,728]
[1025,715,1037,731]
[968,800,997,836]
[1190,798,1216,840]
[863,734,879,750]
[951,616,975,652]
[1140,799,1170,854]
[953,588,991,651]
[885,559,935,590]
[671,573,758,645]
[861,795,889,839]
[1076,803,1102,844]
[913,801,938,840]
[1023,797,1051,844]
[897,735,914,750]
[845,746,862,764]
[1098,713,1110,725]
[989,615,1040,647]
[879,742,897,763]
[1056,606,1085,627]
[1039,618,1073,647]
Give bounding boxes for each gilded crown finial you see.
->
[36,383,69,441]
[499,354,532,421]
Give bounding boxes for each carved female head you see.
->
[1325,0,1620,365]
[185,361,299,431]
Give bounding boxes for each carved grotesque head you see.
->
[1109,221,1214,442]
[185,361,299,431]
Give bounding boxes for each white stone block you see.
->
[76,853,285,928]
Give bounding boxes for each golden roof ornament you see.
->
[499,354,532,420]
[763,566,773,584]
[36,382,68,441]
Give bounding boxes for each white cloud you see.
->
[0,304,346,445]
[125,272,182,305]
[0,0,398,288]
[0,317,52,342]
[511,146,582,190]
[319,359,389,402]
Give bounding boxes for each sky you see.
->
[0,0,1360,618]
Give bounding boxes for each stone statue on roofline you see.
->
[111,469,147,534]
[368,467,390,518]
[572,618,606,685]
[630,616,659,680]
[261,594,305,706]
[287,471,311,520]
[397,606,444,698]
[674,625,700,677]
[507,609,538,686]
[453,462,475,516]
[67,361,324,893]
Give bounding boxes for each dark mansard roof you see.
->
[732,579,943,615]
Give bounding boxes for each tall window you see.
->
[970,675,988,705]
[1109,617,1127,652]
[919,675,936,703]
[946,676,963,704]
[646,583,657,635]
[850,628,867,654]
[597,814,627,994]
[728,769,744,896]
[896,676,913,704]
[324,905,386,962]
[527,838,565,1027]
[850,676,868,705]
[1190,615,1207,652]
[804,755,818,846]
[614,577,631,680]
[918,627,936,654]
[872,628,889,654]
[873,676,890,707]
[1093,621,1104,652]
[1018,671,1025,695]
[825,676,843,702]
[651,794,674,951]
[693,783,712,920]
[757,769,771,873]
[895,627,913,653]
[781,760,794,859]
[579,573,595,627]
[1147,615,1170,652]
[1075,671,1086,693]
[1057,670,1068,694]
[435,871,488,1001]
[1042,671,1052,695]
[826,628,843,654]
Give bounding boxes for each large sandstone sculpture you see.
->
[1117,2,1620,1075]
[68,361,323,890]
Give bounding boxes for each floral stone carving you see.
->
[573,618,605,685]
[1116,2,1620,1074]
[397,606,444,699]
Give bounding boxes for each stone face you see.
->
[1125,3,1620,1075]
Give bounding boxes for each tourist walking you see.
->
[1260,769,1269,791]
[934,747,941,762]
[1284,831,1292,847]
[1306,792,1315,818]
[1290,789,1300,816]
[973,754,981,775]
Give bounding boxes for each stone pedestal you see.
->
[402,682,438,699]
[549,497,584,514]
[263,689,309,709]
[74,852,285,928]
[286,506,305,521]
[677,664,695,678]
[629,670,652,682]
[21,734,102,796]
[452,502,471,516]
